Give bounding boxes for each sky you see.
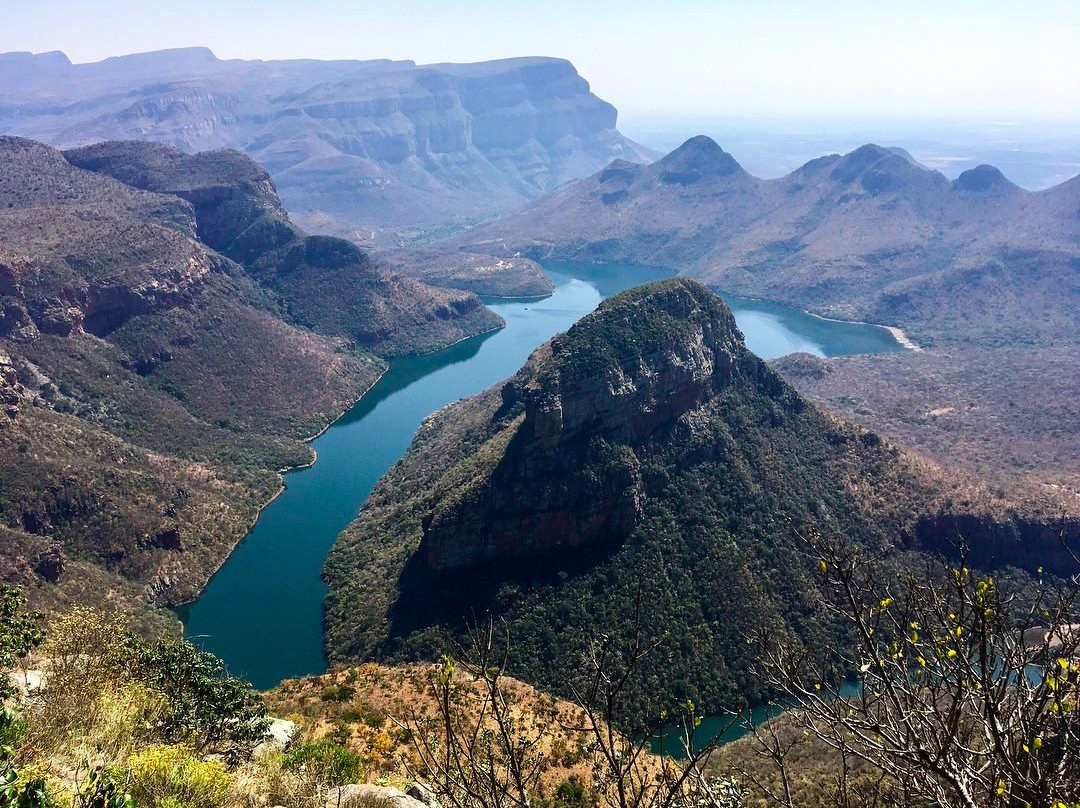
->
[2,0,1079,122]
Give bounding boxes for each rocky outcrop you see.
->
[418,280,801,571]
[0,351,25,421]
[325,785,427,808]
[1,136,218,341]
[64,141,504,356]
[0,49,655,243]
[913,512,1080,577]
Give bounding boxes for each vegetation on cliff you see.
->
[0,135,502,625]
[64,141,504,358]
[322,280,1069,729]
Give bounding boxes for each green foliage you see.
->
[0,766,56,808]
[281,740,364,787]
[0,588,43,702]
[549,775,595,808]
[126,745,231,808]
[319,684,357,703]
[339,701,387,730]
[128,638,269,754]
[77,767,134,808]
[0,710,25,762]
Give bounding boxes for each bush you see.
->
[127,745,231,808]
[281,740,364,787]
[128,639,268,754]
[0,587,43,702]
[550,776,595,808]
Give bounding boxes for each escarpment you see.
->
[64,140,503,356]
[0,49,655,242]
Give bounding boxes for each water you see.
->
[179,261,904,690]
[649,680,864,757]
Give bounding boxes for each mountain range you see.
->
[0,48,655,244]
[448,136,1080,348]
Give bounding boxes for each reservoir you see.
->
[179,261,903,689]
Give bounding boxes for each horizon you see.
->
[3,0,1080,123]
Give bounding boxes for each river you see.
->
[178,261,903,690]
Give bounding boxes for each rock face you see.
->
[0,136,399,615]
[421,281,770,571]
[0,48,655,243]
[448,137,1080,348]
[0,137,214,341]
[63,140,503,356]
[326,785,427,808]
[0,351,25,421]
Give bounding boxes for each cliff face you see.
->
[64,140,503,356]
[0,137,216,341]
[0,49,655,243]
[421,281,786,570]
[0,136,395,621]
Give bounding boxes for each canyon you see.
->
[0,48,655,244]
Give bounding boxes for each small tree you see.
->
[398,622,549,808]
[0,586,43,702]
[753,532,1080,808]
[127,637,269,757]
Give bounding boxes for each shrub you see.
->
[281,740,364,787]
[0,587,43,702]
[550,775,595,808]
[0,709,26,760]
[127,745,231,808]
[128,639,268,754]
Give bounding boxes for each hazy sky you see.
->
[3,0,1079,121]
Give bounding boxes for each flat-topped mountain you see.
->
[0,136,498,624]
[0,48,655,244]
[323,279,1075,718]
[449,137,1080,347]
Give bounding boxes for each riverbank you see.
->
[181,261,920,689]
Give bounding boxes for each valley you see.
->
[0,13,1076,804]
[180,261,907,689]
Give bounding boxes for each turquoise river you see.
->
[178,261,903,694]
